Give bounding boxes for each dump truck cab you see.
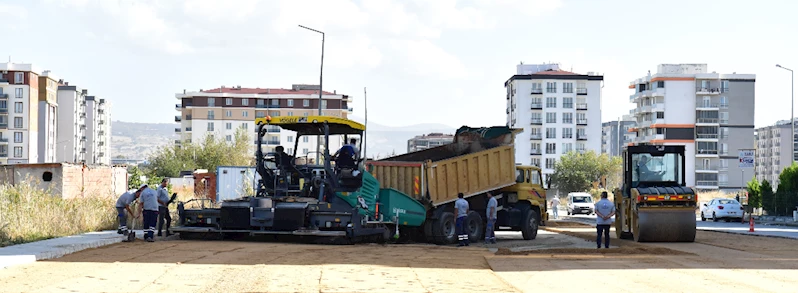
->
[499,165,549,226]
[613,144,697,242]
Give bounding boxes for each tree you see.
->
[746,177,761,208]
[777,162,798,213]
[551,150,622,194]
[146,126,255,178]
[761,180,775,215]
[127,165,145,190]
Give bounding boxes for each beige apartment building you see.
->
[0,62,43,164]
[175,85,353,160]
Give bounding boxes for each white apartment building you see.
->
[754,118,797,188]
[56,84,88,163]
[38,70,59,163]
[175,85,354,163]
[628,64,756,191]
[0,62,43,164]
[505,63,603,183]
[86,96,111,165]
[601,114,637,157]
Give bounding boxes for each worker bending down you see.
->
[115,189,140,236]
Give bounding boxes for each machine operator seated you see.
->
[333,139,360,177]
[636,155,664,182]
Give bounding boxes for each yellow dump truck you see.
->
[366,126,550,244]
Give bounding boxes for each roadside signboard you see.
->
[738,149,755,168]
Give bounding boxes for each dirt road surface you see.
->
[1,222,796,293]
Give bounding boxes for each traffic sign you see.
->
[738,149,754,168]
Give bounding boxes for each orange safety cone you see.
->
[748,216,755,232]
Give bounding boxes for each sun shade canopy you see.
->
[255,115,365,136]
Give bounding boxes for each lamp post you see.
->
[299,25,325,165]
[776,64,794,165]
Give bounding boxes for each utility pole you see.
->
[299,24,325,164]
[363,87,367,160]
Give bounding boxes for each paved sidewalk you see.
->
[0,230,152,269]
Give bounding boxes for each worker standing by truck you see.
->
[137,184,160,242]
[455,192,470,247]
[156,178,172,237]
[485,191,497,244]
[594,191,615,249]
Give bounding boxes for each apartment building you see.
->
[175,84,353,162]
[86,96,111,165]
[505,63,603,183]
[407,133,454,152]
[601,114,637,157]
[0,62,43,164]
[628,64,755,191]
[56,83,88,163]
[754,118,797,188]
[38,70,59,163]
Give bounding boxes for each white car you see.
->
[700,198,744,222]
[566,192,595,215]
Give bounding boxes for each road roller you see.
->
[613,144,697,242]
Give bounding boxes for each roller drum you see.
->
[634,208,696,242]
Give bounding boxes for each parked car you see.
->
[566,192,594,215]
[700,198,744,222]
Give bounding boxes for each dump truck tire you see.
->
[521,210,539,240]
[465,211,484,242]
[633,209,696,242]
[433,212,457,245]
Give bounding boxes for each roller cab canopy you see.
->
[255,115,365,136]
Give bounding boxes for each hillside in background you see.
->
[110,117,459,160]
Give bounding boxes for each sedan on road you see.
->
[700,198,744,222]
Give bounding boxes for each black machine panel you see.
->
[273,202,309,231]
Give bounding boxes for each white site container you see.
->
[216,166,261,202]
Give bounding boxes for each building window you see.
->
[226,98,232,105]
[226,135,232,141]
[242,99,249,106]
[303,148,309,154]
[15,88,23,98]
[13,117,22,128]
[720,96,728,108]
[241,123,248,130]
[208,110,215,120]
[13,146,22,158]
[303,136,309,143]
[546,112,557,123]
[242,111,248,117]
[563,97,573,108]
[14,73,23,84]
[656,112,665,119]
[14,102,22,113]
[721,80,729,92]
[288,99,294,107]
[256,111,265,118]
[562,143,573,153]
[563,83,573,93]
[14,132,22,143]
[563,113,573,124]
[287,111,294,116]
[303,100,309,107]
[545,143,556,154]
[226,110,232,117]
[287,136,294,142]
[531,158,540,167]
[208,98,215,106]
[546,82,557,93]
[545,158,556,169]
[321,100,327,109]
[271,99,279,106]
[562,127,573,139]
[226,122,232,130]
[303,112,309,116]
[269,111,280,117]
[207,122,214,131]
[546,127,556,139]
[546,97,557,108]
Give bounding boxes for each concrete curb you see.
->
[696,228,798,241]
[0,230,159,270]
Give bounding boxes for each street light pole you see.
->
[776,64,794,165]
[299,24,325,165]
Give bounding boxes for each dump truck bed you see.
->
[366,126,519,207]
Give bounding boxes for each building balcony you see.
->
[696,101,720,109]
[0,123,8,129]
[576,103,588,110]
[651,88,666,97]
[175,103,182,111]
[185,127,192,132]
[174,128,181,133]
[175,115,182,122]
[530,89,543,94]
[576,88,587,95]
[695,163,719,173]
[256,104,282,109]
[531,118,542,125]
[696,149,719,156]
[577,134,588,140]
[531,103,543,109]
[98,120,105,125]
[576,119,588,125]
[696,133,720,140]
[0,138,7,143]
[0,153,7,158]
[530,134,542,140]
[98,131,105,136]
[696,87,721,95]
[0,94,7,99]
[696,118,719,125]
[0,108,6,114]
[266,127,281,133]
[174,140,181,144]
[530,149,542,155]
[695,180,719,188]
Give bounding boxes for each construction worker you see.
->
[484,191,497,244]
[594,191,616,249]
[454,192,470,246]
[115,188,140,236]
[137,183,159,242]
[156,178,172,237]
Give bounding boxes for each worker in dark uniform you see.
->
[156,178,172,237]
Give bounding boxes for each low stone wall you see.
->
[0,163,128,198]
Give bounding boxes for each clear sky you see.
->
[2,0,796,128]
